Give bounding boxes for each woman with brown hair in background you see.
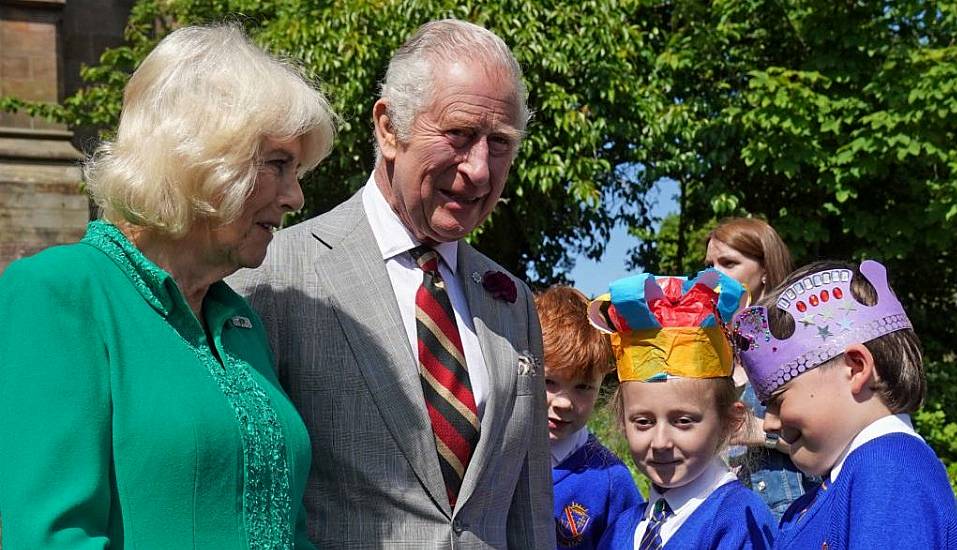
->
[705,217,818,520]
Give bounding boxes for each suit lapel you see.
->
[312,194,451,516]
[456,246,519,506]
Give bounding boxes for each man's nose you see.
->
[459,137,490,186]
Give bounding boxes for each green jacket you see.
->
[0,222,314,549]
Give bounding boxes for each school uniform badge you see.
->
[556,502,590,547]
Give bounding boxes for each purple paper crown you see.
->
[733,260,912,402]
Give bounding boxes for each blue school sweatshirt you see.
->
[553,434,642,549]
[775,433,957,549]
[597,480,776,549]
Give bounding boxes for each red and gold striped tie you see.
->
[410,246,480,507]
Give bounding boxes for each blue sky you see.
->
[567,179,679,297]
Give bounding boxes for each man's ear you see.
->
[372,99,398,161]
[843,343,877,395]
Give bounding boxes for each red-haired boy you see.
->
[535,285,641,549]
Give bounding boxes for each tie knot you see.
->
[652,498,671,521]
[410,246,440,274]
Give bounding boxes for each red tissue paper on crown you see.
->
[647,278,720,327]
[607,303,631,333]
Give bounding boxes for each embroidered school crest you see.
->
[556,502,591,547]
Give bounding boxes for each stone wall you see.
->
[0,0,131,275]
[0,127,85,273]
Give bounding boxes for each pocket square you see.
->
[517,351,540,376]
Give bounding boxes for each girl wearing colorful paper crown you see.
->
[591,269,777,550]
[733,260,957,549]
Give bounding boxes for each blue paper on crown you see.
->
[607,269,744,331]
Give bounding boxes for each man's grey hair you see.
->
[380,19,529,143]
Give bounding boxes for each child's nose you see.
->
[551,393,573,410]
[763,410,781,433]
[650,425,673,450]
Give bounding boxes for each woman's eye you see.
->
[674,416,697,427]
[264,159,288,175]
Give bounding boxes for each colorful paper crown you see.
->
[588,269,745,382]
[732,260,912,402]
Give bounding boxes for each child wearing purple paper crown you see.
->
[734,260,957,549]
[593,270,776,550]
[535,285,642,549]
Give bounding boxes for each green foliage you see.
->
[1,0,665,284]
[4,0,955,490]
[636,0,957,491]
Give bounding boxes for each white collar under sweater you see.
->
[829,413,921,483]
[550,427,590,468]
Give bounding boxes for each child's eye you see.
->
[632,417,654,429]
[674,416,698,427]
[544,378,556,388]
[766,392,785,411]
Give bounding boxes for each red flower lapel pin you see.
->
[472,270,517,303]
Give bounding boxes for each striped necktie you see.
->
[410,246,480,507]
[639,498,672,550]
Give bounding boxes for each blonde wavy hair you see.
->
[85,24,336,237]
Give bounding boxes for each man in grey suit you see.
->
[229,19,554,549]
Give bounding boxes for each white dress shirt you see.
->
[550,427,590,467]
[829,413,921,483]
[634,458,738,547]
[362,177,490,417]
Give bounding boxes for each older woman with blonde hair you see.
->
[0,24,334,548]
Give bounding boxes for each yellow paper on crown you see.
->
[612,327,733,382]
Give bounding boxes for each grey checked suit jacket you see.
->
[228,191,555,549]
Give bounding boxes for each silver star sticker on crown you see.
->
[817,305,835,322]
[799,313,816,327]
[817,325,833,340]
[838,301,857,314]
[837,317,854,332]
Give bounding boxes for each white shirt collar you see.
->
[829,413,921,482]
[550,427,590,467]
[362,175,458,273]
[647,458,737,520]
